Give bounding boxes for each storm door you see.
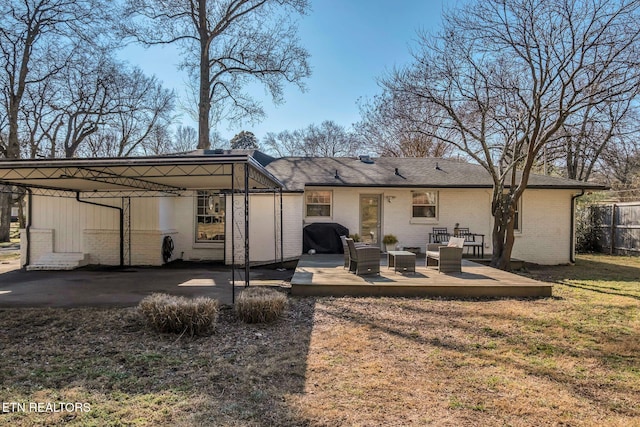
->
[359,194,381,245]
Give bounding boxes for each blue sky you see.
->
[119,0,450,142]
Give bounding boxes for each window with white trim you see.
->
[305,190,332,217]
[514,197,521,232]
[195,191,225,242]
[412,191,438,218]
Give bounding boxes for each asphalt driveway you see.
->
[0,261,292,307]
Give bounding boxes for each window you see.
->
[502,192,522,232]
[514,198,521,232]
[195,191,225,243]
[305,190,332,217]
[412,191,438,218]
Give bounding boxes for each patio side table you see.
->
[387,250,416,274]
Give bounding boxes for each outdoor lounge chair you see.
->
[426,237,465,273]
[345,238,380,276]
[340,235,371,269]
[340,236,349,268]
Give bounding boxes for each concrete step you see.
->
[27,253,89,271]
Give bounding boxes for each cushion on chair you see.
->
[426,250,440,258]
[447,237,465,248]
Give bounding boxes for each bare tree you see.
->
[541,97,640,181]
[122,0,311,150]
[263,129,305,156]
[173,125,198,152]
[139,124,174,156]
[303,121,358,157]
[356,92,452,158]
[597,127,640,187]
[0,0,115,241]
[75,66,175,158]
[384,0,640,270]
[263,120,358,157]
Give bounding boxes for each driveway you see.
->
[0,262,292,307]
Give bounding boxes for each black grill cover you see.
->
[303,223,349,254]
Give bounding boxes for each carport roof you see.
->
[0,150,283,196]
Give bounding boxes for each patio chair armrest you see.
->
[438,246,463,260]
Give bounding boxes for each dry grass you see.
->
[138,293,219,336]
[0,251,19,261]
[0,254,638,426]
[235,287,287,323]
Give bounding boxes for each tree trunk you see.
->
[0,102,22,242]
[17,194,26,229]
[197,0,210,150]
[0,192,11,242]
[490,194,517,271]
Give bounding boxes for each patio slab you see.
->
[291,254,552,298]
[0,263,292,308]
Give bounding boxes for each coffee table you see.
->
[387,250,416,274]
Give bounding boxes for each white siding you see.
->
[26,187,577,267]
[224,193,302,264]
[300,187,576,265]
[170,193,223,262]
[28,195,169,266]
[511,189,575,264]
[31,195,119,253]
[302,187,494,253]
[282,194,304,259]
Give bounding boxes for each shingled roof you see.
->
[264,156,608,192]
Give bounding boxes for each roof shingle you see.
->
[264,156,608,191]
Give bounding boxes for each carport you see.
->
[0,150,284,302]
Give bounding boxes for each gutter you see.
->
[75,193,124,267]
[570,190,585,263]
[24,189,32,268]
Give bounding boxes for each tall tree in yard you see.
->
[384,0,640,270]
[0,0,114,241]
[122,0,311,150]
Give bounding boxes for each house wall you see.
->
[24,195,174,267]
[169,195,224,262]
[224,193,303,265]
[23,187,577,268]
[511,189,576,265]
[301,187,577,265]
[302,187,494,253]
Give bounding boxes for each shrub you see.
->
[235,287,287,323]
[138,293,219,336]
[383,234,398,245]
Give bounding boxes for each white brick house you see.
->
[0,151,605,269]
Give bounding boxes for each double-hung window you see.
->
[305,190,332,217]
[195,191,225,243]
[412,191,438,219]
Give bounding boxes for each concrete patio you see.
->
[0,262,291,308]
[291,254,552,298]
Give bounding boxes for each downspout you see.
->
[570,190,585,264]
[76,192,124,267]
[244,163,250,287]
[231,165,236,305]
[24,188,33,268]
[280,188,284,268]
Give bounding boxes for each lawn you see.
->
[0,254,638,426]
